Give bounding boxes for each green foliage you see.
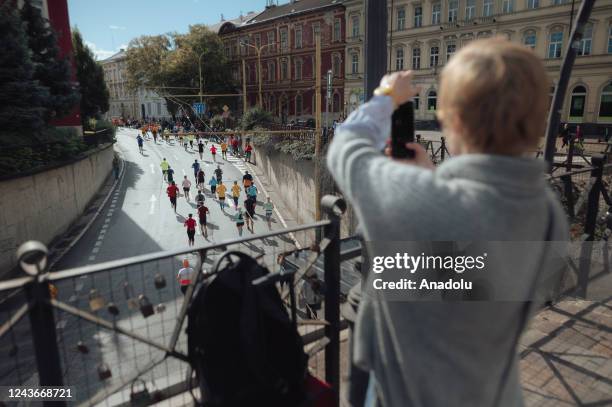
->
[0,2,47,140]
[21,0,79,123]
[94,119,117,142]
[210,114,225,129]
[125,25,235,112]
[239,108,274,130]
[72,29,109,121]
[0,127,89,176]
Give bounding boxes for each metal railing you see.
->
[0,196,348,407]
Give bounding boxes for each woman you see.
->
[327,38,569,407]
[234,208,245,236]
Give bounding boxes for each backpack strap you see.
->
[491,202,555,406]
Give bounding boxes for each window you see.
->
[295,94,303,116]
[552,0,566,4]
[430,46,439,67]
[414,6,422,28]
[255,34,261,48]
[333,54,342,77]
[609,24,612,54]
[295,26,302,49]
[240,37,248,55]
[483,0,493,16]
[527,0,539,9]
[267,31,274,47]
[427,90,437,111]
[523,30,537,49]
[412,47,421,69]
[548,27,563,58]
[395,48,404,71]
[446,43,456,61]
[333,18,341,41]
[267,61,275,82]
[465,0,475,20]
[352,15,360,38]
[599,82,612,120]
[502,0,513,13]
[570,86,587,118]
[280,28,288,50]
[577,23,592,56]
[397,7,406,30]
[312,22,320,43]
[414,95,420,111]
[351,53,359,74]
[281,59,288,80]
[432,3,441,25]
[448,0,458,22]
[295,58,303,80]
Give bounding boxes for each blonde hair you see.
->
[438,38,549,155]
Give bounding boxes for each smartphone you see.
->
[391,101,415,159]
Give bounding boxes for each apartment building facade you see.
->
[346,0,612,131]
[218,0,346,123]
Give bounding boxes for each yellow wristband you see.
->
[373,86,393,97]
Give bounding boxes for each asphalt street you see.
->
[0,128,302,405]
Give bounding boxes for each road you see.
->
[0,128,301,405]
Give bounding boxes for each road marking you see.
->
[149,194,157,215]
[95,241,103,247]
[150,163,155,174]
[182,169,186,176]
[92,247,100,254]
[88,256,96,262]
[101,224,109,230]
[110,204,116,208]
[104,218,111,224]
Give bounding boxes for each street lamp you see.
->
[240,40,277,109]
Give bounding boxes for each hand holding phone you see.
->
[391,101,415,159]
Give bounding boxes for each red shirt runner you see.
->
[167,184,179,198]
[184,218,196,230]
[210,146,217,154]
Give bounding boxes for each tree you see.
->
[0,2,47,144]
[72,29,109,120]
[21,0,79,123]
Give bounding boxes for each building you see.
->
[100,50,171,121]
[346,0,612,133]
[344,0,365,116]
[219,0,346,124]
[17,0,82,130]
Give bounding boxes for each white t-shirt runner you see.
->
[177,267,195,286]
[182,179,192,189]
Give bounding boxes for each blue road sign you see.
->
[192,103,206,114]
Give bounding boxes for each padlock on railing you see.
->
[89,289,106,312]
[124,281,138,310]
[107,302,120,316]
[154,273,166,289]
[139,295,154,318]
[155,303,166,314]
[97,363,112,381]
[130,379,152,407]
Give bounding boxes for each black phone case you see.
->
[391,102,415,159]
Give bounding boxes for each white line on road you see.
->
[104,218,111,224]
[92,247,100,254]
[101,224,109,230]
[89,256,96,262]
[149,194,157,215]
[150,163,155,174]
[182,169,186,176]
[95,241,102,247]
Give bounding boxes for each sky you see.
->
[66,0,264,60]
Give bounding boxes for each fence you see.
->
[0,196,348,407]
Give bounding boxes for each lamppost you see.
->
[239,40,277,108]
[198,50,206,119]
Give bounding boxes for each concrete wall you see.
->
[0,144,114,275]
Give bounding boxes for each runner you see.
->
[231,181,241,209]
[234,208,245,236]
[197,169,205,189]
[183,135,189,151]
[195,189,206,207]
[188,133,194,150]
[221,139,228,160]
[152,126,158,143]
[177,259,194,294]
[197,137,205,160]
[214,165,223,184]
[136,134,144,154]
[184,214,197,247]
[242,171,253,189]
[232,137,240,156]
[245,143,253,163]
[167,166,175,184]
[246,183,258,211]
[263,197,274,231]
[166,181,179,213]
[160,158,169,181]
[210,144,217,162]
[244,196,256,233]
[197,202,210,238]
[191,160,200,181]
[216,181,227,210]
[208,175,217,194]
[182,176,192,202]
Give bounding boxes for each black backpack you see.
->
[187,251,307,407]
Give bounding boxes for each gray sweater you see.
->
[327,96,569,407]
